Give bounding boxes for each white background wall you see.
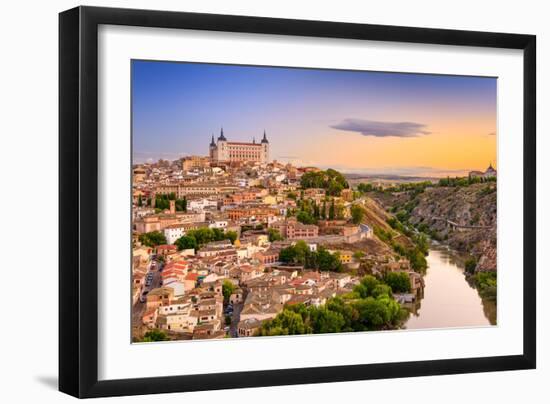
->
[0,0,547,402]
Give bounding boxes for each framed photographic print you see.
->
[59,6,536,398]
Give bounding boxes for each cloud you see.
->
[487,131,496,136]
[330,118,431,138]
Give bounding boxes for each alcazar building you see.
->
[209,128,270,164]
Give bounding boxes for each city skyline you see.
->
[132,60,497,177]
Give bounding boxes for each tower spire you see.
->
[218,126,227,141]
[261,129,269,143]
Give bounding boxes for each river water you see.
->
[404,245,496,329]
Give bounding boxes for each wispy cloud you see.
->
[487,131,496,136]
[330,118,431,138]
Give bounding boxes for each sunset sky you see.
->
[132,60,497,177]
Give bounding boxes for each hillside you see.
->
[370,183,497,272]
[326,196,418,266]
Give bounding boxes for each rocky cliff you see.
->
[371,183,497,272]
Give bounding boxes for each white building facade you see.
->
[164,225,186,245]
[209,128,270,164]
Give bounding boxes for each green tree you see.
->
[413,232,429,255]
[309,306,346,334]
[465,257,477,274]
[279,243,342,272]
[353,275,380,298]
[279,241,312,266]
[258,309,309,336]
[297,210,316,225]
[357,183,374,193]
[292,240,310,266]
[313,202,320,219]
[178,228,237,248]
[317,247,342,272]
[154,194,170,210]
[268,228,284,242]
[225,230,238,244]
[138,231,167,247]
[258,273,409,336]
[374,226,392,243]
[142,329,168,342]
[328,199,335,220]
[407,248,428,272]
[137,194,143,207]
[175,197,187,211]
[174,235,197,251]
[473,271,497,300]
[351,204,364,224]
[300,168,349,196]
[383,271,411,293]
[279,246,297,263]
[327,180,344,196]
[371,284,393,298]
[222,280,236,302]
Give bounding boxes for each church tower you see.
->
[209,134,216,160]
[261,130,270,163]
[217,127,229,161]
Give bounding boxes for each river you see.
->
[404,245,496,329]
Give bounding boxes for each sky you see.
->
[132,60,497,177]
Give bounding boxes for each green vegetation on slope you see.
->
[473,271,497,301]
[257,275,408,336]
[300,168,349,196]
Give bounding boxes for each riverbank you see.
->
[404,245,496,329]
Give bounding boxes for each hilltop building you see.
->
[484,163,497,178]
[469,163,497,179]
[209,128,270,164]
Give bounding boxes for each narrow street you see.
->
[229,303,243,338]
[132,259,162,328]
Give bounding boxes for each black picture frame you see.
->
[59,5,536,398]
